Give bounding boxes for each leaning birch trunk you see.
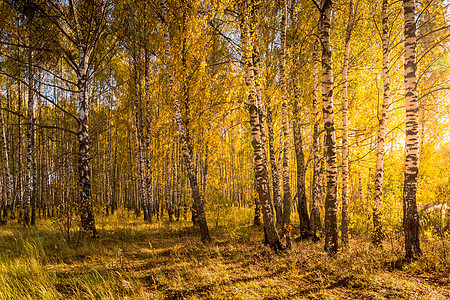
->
[267,108,282,225]
[0,95,12,224]
[280,0,292,236]
[310,41,322,239]
[160,0,211,243]
[240,0,281,250]
[402,0,421,260]
[321,0,339,254]
[23,49,34,226]
[249,0,271,223]
[372,0,391,246]
[341,0,354,247]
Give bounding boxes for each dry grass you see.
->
[0,207,449,299]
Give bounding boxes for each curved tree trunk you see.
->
[372,0,391,246]
[249,0,271,226]
[160,0,211,243]
[239,0,281,250]
[402,0,421,260]
[320,0,339,254]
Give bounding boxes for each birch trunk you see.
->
[68,0,101,237]
[253,173,262,226]
[144,48,154,222]
[402,0,421,260]
[0,97,12,224]
[267,108,282,225]
[77,46,97,236]
[290,0,311,240]
[160,0,211,242]
[17,80,23,220]
[23,48,35,226]
[249,0,270,224]
[341,0,354,247]
[372,0,391,246]
[172,142,178,221]
[280,0,292,235]
[240,0,281,250]
[310,41,322,239]
[321,0,339,254]
[203,145,208,196]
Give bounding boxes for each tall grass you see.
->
[0,208,448,299]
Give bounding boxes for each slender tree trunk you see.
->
[172,142,178,221]
[160,0,211,243]
[240,0,281,250]
[0,96,12,224]
[372,0,391,246]
[203,145,208,196]
[31,86,37,226]
[267,108,282,225]
[144,47,154,223]
[341,0,354,247]
[111,112,119,215]
[280,0,292,237]
[289,0,311,240]
[17,80,23,221]
[134,61,150,223]
[310,41,322,240]
[402,0,421,260]
[321,0,339,254]
[23,48,35,227]
[164,159,171,220]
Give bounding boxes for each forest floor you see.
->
[0,208,449,299]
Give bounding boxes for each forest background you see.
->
[0,0,449,298]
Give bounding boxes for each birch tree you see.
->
[341,0,354,247]
[372,0,391,246]
[310,41,322,240]
[319,0,339,254]
[0,97,12,224]
[239,0,281,250]
[291,0,311,239]
[402,0,421,260]
[160,0,211,243]
[280,0,292,236]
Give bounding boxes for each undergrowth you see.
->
[0,208,449,299]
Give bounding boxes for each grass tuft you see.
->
[0,208,449,299]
